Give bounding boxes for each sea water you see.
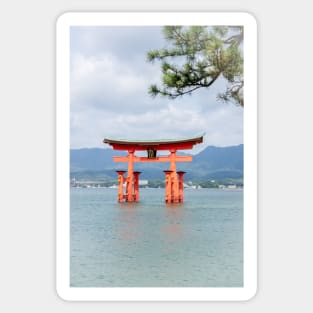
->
[70,188,243,287]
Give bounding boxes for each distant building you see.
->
[227,184,237,189]
[139,180,148,186]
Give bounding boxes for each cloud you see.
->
[71,100,243,153]
[70,26,165,62]
[71,53,154,112]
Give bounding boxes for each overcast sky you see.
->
[70,26,243,154]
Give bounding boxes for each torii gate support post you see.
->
[116,170,126,202]
[177,171,186,203]
[133,171,141,202]
[163,170,173,203]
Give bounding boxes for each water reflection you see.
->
[117,201,140,210]
[163,203,185,243]
[165,202,185,213]
[114,201,186,244]
[115,202,140,242]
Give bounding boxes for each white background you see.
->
[0,0,312,312]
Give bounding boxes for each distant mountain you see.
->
[70,145,243,180]
[187,144,243,178]
[70,148,124,172]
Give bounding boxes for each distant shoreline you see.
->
[70,185,244,190]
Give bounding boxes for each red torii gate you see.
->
[103,134,204,203]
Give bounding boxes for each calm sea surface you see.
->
[70,188,243,287]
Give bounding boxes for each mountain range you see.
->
[70,144,243,180]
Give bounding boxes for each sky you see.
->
[70,26,243,154]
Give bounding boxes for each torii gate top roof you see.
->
[103,133,204,151]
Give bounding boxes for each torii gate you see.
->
[103,134,204,203]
